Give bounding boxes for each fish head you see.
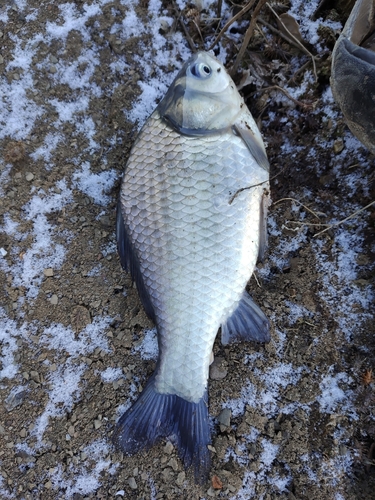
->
[158,51,243,135]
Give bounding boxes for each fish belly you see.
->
[120,111,268,403]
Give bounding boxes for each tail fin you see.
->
[113,377,211,483]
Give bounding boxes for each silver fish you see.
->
[113,51,270,482]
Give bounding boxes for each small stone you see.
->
[5,389,26,411]
[30,371,40,383]
[176,471,185,486]
[94,420,102,429]
[209,357,228,380]
[68,426,75,436]
[45,481,52,490]
[20,428,26,438]
[0,55,3,65]
[164,441,174,454]
[217,408,231,428]
[25,172,34,181]
[167,458,178,471]
[43,268,54,277]
[49,65,57,74]
[207,486,216,497]
[333,138,344,154]
[50,55,58,64]
[339,444,347,456]
[50,294,58,305]
[0,247,7,256]
[128,477,137,489]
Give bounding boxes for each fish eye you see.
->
[190,62,212,79]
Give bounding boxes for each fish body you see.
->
[114,51,270,481]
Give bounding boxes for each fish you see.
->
[113,51,271,482]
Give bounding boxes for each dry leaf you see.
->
[277,13,305,45]
[212,475,223,490]
[362,368,373,386]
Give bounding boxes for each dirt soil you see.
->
[0,1,375,499]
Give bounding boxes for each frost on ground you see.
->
[0,0,374,499]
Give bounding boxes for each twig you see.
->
[313,200,375,237]
[217,0,223,19]
[286,221,329,227]
[265,3,317,81]
[231,0,269,75]
[208,0,257,51]
[287,60,311,85]
[258,17,306,56]
[253,85,314,109]
[273,197,323,220]
[253,272,261,287]
[172,0,197,52]
[229,179,269,204]
[229,165,289,205]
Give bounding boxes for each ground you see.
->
[0,0,374,499]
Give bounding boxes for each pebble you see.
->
[209,357,228,380]
[30,371,40,383]
[167,458,178,471]
[333,138,344,154]
[94,420,102,429]
[176,471,185,486]
[5,389,26,411]
[217,408,231,428]
[50,294,58,305]
[164,441,174,454]
[128,477,137,489]
[25,172,34,181]
[43,268,54,277]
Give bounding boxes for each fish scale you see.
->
[114,51,271,482]
[120,110,267,402]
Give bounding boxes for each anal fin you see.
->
[221,291,270,345]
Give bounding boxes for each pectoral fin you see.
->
[232,121,269,172]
